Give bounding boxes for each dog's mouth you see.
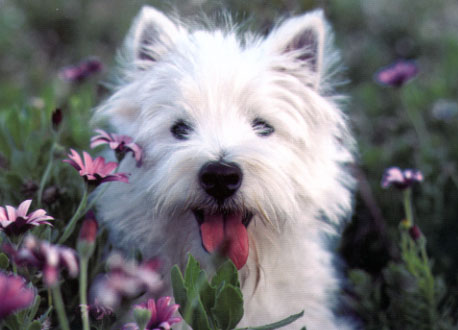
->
[193,209,253,270]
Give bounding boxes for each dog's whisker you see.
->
[254,199,277,231]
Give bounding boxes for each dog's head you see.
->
[96,7,354,270]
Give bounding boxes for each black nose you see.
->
[199,161,243,202]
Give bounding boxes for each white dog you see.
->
[95,6,355,329]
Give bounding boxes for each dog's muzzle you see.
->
[195,161,251,269]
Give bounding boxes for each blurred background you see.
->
[1,0,458,327]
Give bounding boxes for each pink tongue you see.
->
[200,213,249,270]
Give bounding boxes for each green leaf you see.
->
[171,265,188,314]
[211,259,240,290]
[236,311,304,330]
[212,284,244,330]
[3,313,21,330]
[38,306,52,323]
[0,252,9,269]
[184,255,207,297]
[200,280,216,316]
[171,261,212,330]
[189,295,212,330]
[26,295,41,325]
[26,320,42,330]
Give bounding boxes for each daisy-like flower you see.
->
[381,166,423,190]
[59,58,103,83]
[91,129,142,166]
[63,149,129,186]
[3,235,79,287]
[122,297,181,330]
[375,60,418,87]
[90,253,162,309]
[0,199,53,236]
[0,272,36,320]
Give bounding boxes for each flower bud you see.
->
[52,108,63,130]
[408,225,422,241]
[133,305,152,330]
[77,212,98,258]
[79,212,98,243]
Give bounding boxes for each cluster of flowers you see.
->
[0,128,181,330]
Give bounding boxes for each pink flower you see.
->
[0,272,35,320]
[91,129,142,166]
[59,58,103,83]
[375,60,418,87]
[90,253,162,309]
[123,297,181,330]
[3,235,79,287]
[63,149,129,186]
[0,199,53,236]
[381,167,423,190]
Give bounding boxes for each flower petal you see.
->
[16,200,32,218]
[83,152,94,173]
[100,161,118,176]
[90,139,109,149]
[5,206,17,222]
[69,149,85,170]
[59,248,79,277]
[100,173,129,184]
[127,143,143,164]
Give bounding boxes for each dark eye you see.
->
[171,120,193,140]
[252,118,274,137]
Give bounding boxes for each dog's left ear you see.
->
[266,9,329,89]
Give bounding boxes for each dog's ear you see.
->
[125,6,182,69]
[266,9,329,89]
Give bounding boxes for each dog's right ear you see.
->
[124,6,182,70]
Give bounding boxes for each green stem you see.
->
[58,186,88,244]
[83,184,109,214]
[38,140,57,208]
[79,257,90,330]
[48,288,52,308]
[402,188,414,225]
[52,285,70,330]
[402,89,430,148]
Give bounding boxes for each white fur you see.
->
[95,6,355,329]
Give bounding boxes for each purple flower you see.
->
[381,167,423,190]
[59,58,103,83]
[123,297,181,330]
[90,253,162,309]
[85,298,114,321]
[0,272,35,320]
[3,235,79,287]
[90,129,142,166]
[375,60,418,87]
[0,200,53,236]
[63,149,129,186]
